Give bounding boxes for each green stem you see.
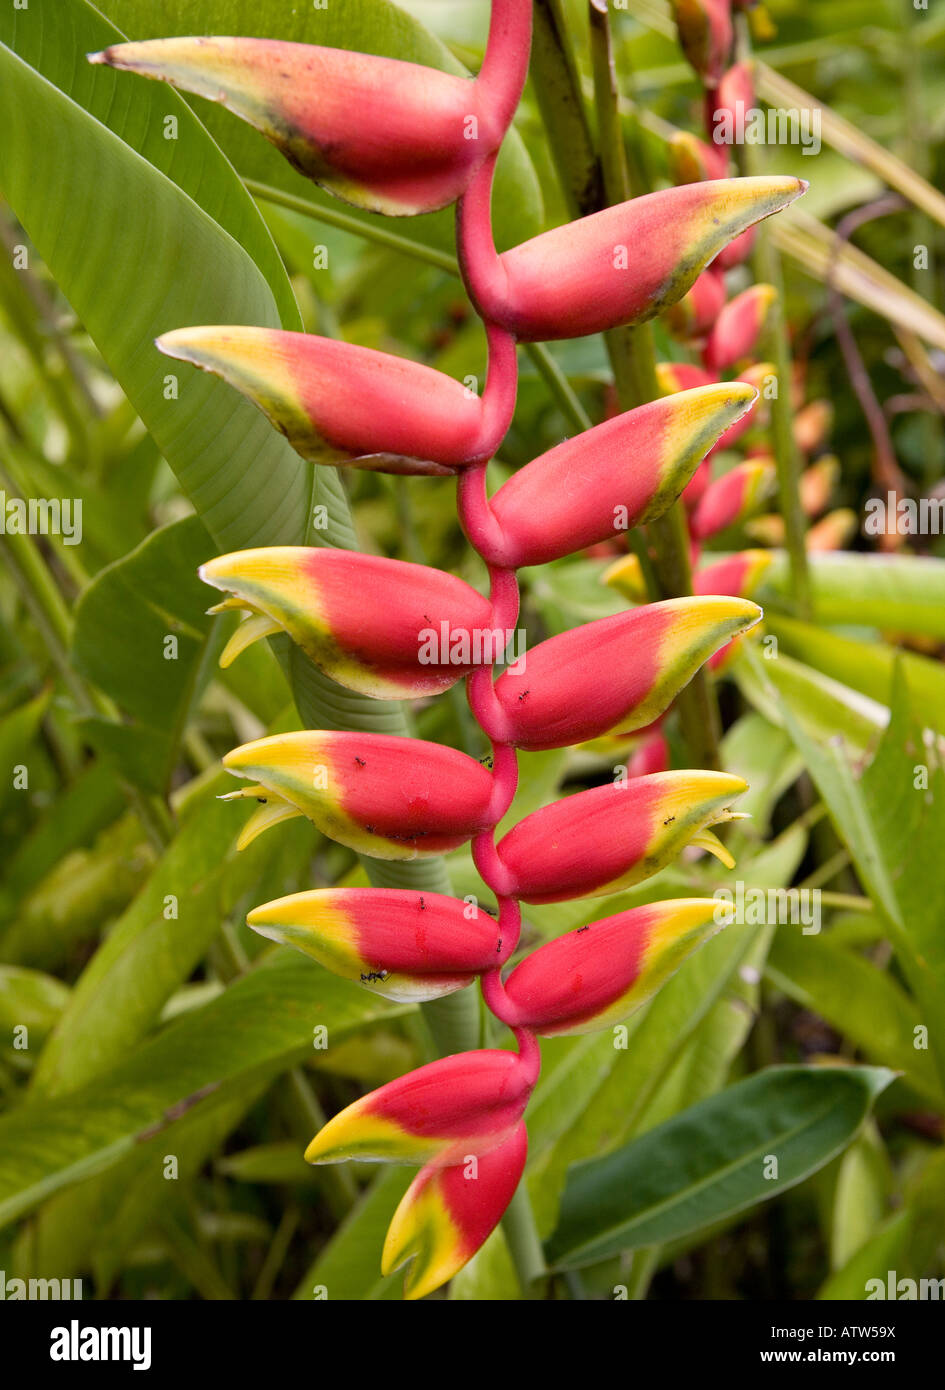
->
[734,16,811,617]
[502,1184,548,1297]
[587,1,722,768]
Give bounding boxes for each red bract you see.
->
[487,596,760,749]
[157,327,516,473]
[201,548,496,698]
[90,1,532,216]
[477,383,757,567]
[703,284,777,371]
[497,771,748,903]
[460,175,807,341]
[690,458,776,540]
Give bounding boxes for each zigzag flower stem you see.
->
[93,0,808,1300]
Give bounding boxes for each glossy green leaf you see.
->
[546,1066,894,1269]
[0,951,410,1230]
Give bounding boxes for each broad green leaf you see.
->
[71,517,216,794]
[760,551,945,640]
[735,644,886,755]
[292,1168,412,1301]
[0,950,410,1230]
[818,1211,914,1301]
[766,928,943,1105]
[0,0,300,328]
[97,0,544,251]
[546,1066,894,1269]
[0,967,70,1047]
[828,1129,889,1273]
[778,667,945,1091]
[0,688,49,822]
[30,781,241,1098]
[769,613,945,736]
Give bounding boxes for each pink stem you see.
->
[457,154,507,324]
[478,0,534,134]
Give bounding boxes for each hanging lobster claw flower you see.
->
[304,1050,533,1167]
[664,268,727,341]
[504,898,733,1036]
[703,284,777,371]
[794,400,834,455]
[800,455,839,517]
[481,383,757,568]
[667,130,729,184]
[200,548,494,698]
[670,0,733,85]
[382,1123,528,1300]
[89,16,531,217]
[628,728,671,778]
[157,328,504,474]
[222,732,495,856]
[690,458,776,540]
[247,887,502,1002]
[695,549,773,598]
[464,177,806,342]
[707,58,756,136]
[490,597,760,749]
[601,553,648,604]
[497,770,748,903]
[807,508,858,552]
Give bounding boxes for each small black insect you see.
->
[577,925,590,934]
[496,938,503,953]
[360,969,389,984]
[663,814,676,826]
[518,689,530,703]
[355,756,366,767]
[419,896,426,911]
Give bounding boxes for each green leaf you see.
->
[0,967,70,1046]
[0,951,410,1230]
[818,1211,914,1301]
[291,1168,412,1301]
[778,666,945,1091]
[546,1066,895,1270]
[766,929,943,1105]
[734,645,886,755]
[71,517,216,793]
[760,551,945,640]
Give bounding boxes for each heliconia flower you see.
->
[670,0,733,85]
[703,284,777,371]
[799,455,839,517]
[246,887,502,1002]
[88,8,532,217]
[156,327,508,474]
[664,267,727,340]
[716,224,757,270]
[481,383,757,568]
[628,729,671,778]
[806,508,857,552]
[304,1050,533,1167]
[707,58,755,135]
[601,553,647,603]
[382,1123,528,1300]
[690,458,776,540]
[200,547,494,698]
[667,130,729,184]
[694,549,773,598]
[503,898,733,1036]
[794,399,834,455]
[463,177,806,342]
[489,596,760,749]
[221,732,495,856]
[496,770,748,903]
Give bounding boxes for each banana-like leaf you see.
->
[546,1066,894,1269]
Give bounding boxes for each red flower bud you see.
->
[497,770,748,903]
[157,327,513,474]
[703,284,777,371]
[462,177,806,342]
[667,131,730,184]
[671,0,734,85]
[90,1,533,216]
[503,898,731,1035]
[489,597,760,749]
[201,547,495,698]
[481,383,757,568]
[222,731,495,857]
[695,549,773,598]
[382,1123,527,1300]
[690,458,776,540]
[247,887,502,1002]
